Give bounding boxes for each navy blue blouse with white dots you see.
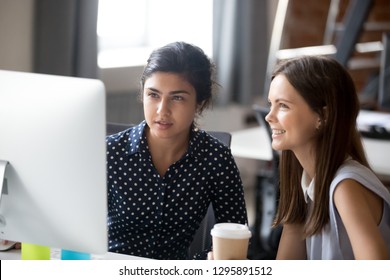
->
[106,121,248,260]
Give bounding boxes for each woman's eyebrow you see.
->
[145,87,192,95]
[269,98,293,104]
[275,98,294,104]
[170,90,191,95]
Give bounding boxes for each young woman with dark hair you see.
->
[106,42,248,260]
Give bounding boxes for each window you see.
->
[97,0,213,68]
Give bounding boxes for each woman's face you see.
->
[143,72,198,140]
[265,74,320,157]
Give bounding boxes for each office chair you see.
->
[106,122,232,147]
[106,122,133,135]
[106,122,230,259]
[187,131,232,259]
[250,105,282,259]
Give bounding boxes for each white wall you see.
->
[0,0,34,71]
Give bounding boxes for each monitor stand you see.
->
[0,160,51,260]
[0,160,8,228]
[0,160,8,204]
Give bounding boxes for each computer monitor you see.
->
[0,70,108,254]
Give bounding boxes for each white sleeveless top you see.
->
[302,159,390,259]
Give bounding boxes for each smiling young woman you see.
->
[266,55,390,260]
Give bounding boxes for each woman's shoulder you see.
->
[195,129,231,151]
[188,129,233,162]
[333,159,377,183]
[106,122,145,145]
[106,127,131,145]
[331,159,390,202]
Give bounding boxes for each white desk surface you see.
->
[231,126,273,161]
[0,248,149,260]
[231,126,390,177]
[361,137,390,177]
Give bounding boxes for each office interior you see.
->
[1,0,389,260]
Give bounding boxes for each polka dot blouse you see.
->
[106,121,248,260]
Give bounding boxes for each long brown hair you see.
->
[272,56,370,236]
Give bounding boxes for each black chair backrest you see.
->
[187,131,232,259]
[251,105,282,259]
[208,131,232,147]
[106,122,133,135]
[107,122,231,146]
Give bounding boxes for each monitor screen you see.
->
[0,70,108,254]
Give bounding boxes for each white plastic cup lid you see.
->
[210,223,252,239]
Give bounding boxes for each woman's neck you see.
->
[146,128,190,177]
[294,149,316,180]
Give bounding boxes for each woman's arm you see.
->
[334,179,390,259]
[276,223,306,259]
[211,148,248,225]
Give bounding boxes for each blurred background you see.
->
[1,0,389,127]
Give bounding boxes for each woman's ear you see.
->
[322,106,328,123]
[197,101,206,114]
[316,118,322,130]
[316,106,328,129]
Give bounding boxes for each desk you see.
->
[361,137,390,178]
[0,248,149,260]
[231,126,390,178]
[231,126,272,161]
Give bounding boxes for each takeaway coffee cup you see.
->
[210,223,252,260]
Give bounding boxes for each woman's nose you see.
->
[157,98,170,115]
[265,109,273,123]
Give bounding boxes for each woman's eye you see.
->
[148,92,159,98]
[279,103,288,109]
[173,95,184,101]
